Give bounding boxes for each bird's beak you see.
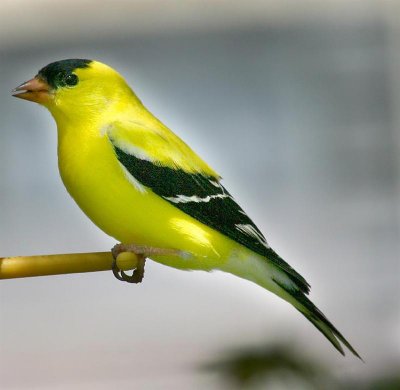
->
[12,76,52,104]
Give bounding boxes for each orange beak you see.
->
[12,76,52,104]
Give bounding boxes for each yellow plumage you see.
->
[53,62,226,270]
[12,59,361,358]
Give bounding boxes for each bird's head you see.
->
[13,59,137,123]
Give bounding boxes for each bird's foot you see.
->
[111,243,181,283]
[112,253,146,284]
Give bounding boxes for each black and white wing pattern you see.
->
[112,144,310,294]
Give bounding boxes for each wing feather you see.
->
[107,120,218,176]
[107,121,310,293]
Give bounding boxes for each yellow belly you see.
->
[57,126,233,271]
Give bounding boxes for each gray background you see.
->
[1,1,399,389]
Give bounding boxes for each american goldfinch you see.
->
[13,59,360,358]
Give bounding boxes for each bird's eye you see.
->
[64,73,79,87]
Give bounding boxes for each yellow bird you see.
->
[13,59,360,358]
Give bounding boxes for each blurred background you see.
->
[1,1,399,389]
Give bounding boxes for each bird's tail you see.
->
[272,277,362,359]
[220,250,362,360]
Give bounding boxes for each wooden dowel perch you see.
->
[0,251,140,279]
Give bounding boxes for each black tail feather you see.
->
[273,278,362,360]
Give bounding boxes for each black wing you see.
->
[113,145,310,293]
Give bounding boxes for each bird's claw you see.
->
[112,259,146,283]
[111,243,146,284]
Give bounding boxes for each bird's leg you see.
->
[111,243,182,284]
